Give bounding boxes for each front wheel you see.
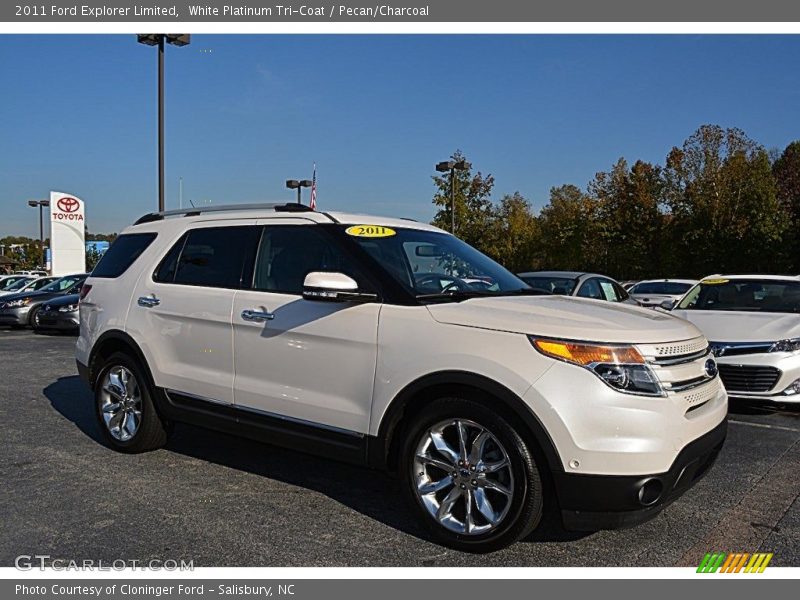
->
[401,397,544,552]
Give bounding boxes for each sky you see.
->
[1,34,799,237]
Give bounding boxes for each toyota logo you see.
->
[57,197,80,213]
[704,358,719,378]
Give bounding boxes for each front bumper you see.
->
[555,418,727,530]
[36,311,79,331]
[0,306,31,326]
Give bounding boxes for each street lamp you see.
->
[286,179,313,204]
[436,159,471,233]
[27,199,50,269]
[137,34,191,212]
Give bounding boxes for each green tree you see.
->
[663,125,789,275]
[773,140,800,271]
[487,192,540,272]
[536,184,598,271]
[589,158,665,279]
[431,150,495,252]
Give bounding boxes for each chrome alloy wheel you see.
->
[99,366,142,442]
[413,419,514,535]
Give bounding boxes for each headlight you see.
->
[530,337,664,397]
[770,338,800,353]
[58,304,79,313]
[4,298,32,308]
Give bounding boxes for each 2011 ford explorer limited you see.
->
[75,203,728,552]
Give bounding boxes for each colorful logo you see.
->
[697,552,773,573]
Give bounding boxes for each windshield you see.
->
[1,277,29,290]
[631,281,693,295]
[677,279,800,313]
[39,275,84,293]
[519,276,577,295]
[5,278,33,291]
[346,227,530,299]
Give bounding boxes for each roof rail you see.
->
[133,202,314,225]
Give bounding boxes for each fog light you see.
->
[782,378,800,396]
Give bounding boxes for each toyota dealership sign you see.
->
[50,191,86,275]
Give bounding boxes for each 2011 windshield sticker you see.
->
[345,225,396,238]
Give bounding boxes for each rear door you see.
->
[126,222,260,404]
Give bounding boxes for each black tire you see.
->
[94,351,169,453]
[28,305,42,328]
[400,396,544,553]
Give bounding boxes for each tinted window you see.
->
[92,233,156,278]
[576,278,604,300]
[677,279,800,313]
[41,275,85,292]
[28,277,57,291]
[253,226,370,295]
[153,233,187,283]
[631,281,693,295]
[173,227,260,289]
[520,276,577,295]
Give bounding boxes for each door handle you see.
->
[241,309,275,322]
[137,295,160,308]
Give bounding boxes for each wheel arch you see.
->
[86,330,153,392]
[371,371,563,476]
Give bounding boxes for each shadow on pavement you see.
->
[45,374,587,548]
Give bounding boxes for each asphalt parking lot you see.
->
[1,328,798,567]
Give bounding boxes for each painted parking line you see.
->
[729,419,800,434]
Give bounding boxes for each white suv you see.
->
[76,203,727,552]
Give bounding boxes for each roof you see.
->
[128,203,444,234]
[518,271,590,279]
[700,274,800,282]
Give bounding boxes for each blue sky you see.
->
[1,34,799,237]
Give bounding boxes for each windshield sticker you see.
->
[703,278,729,285]
[345,225,396,238]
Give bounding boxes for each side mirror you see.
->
[659,299,676,311]
[302,272,377,303]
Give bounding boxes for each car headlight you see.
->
[770,338,800,353]
[530,337,664,397]
[58,304,79,313]
[4,297,32,308]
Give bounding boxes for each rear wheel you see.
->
[400,397,544,552]
[94,352,169,453]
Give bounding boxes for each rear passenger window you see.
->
[91,233,157,278]
[170,227,260,289]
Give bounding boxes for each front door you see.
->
[232,223,380,433]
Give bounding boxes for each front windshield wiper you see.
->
[416,288,549,302]
[501,288,550,296]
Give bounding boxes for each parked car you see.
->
[77,203,726,552]
[516,270,637,304]
[33,293,80,332]
[0,273,87,328]
[621,280,640,291]
[0,275,59,297]
[628,279,698,308]
[15,270,48,276]
[0,275,34,292]
[668,275,800,404]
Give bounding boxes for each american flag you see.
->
[309,163,317,210]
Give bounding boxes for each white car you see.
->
[670,275,800,404]
[76,203,727,552]
[0,275,59,297]
[628,279,698,308]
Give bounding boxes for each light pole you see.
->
[286,179,313,204]
[137,34,191,212]
[436,159,471,233]
[27,199,50,268]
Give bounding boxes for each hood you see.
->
[426,295,702,344]
[671,309,800,343]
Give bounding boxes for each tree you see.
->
[431,150,495,253]
[773,141,800,271]
[488,192,540,272]
[663,125,789,275]
[536,184,598,271]
[589,159,665,279]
